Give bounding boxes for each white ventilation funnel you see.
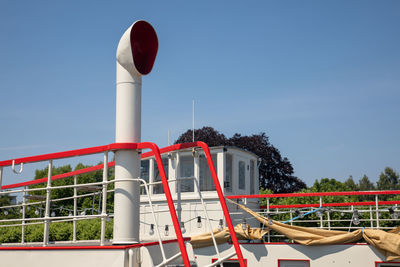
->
[114,20,158,244]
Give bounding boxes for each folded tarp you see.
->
[229,199,400,261]
[190,223,269,248]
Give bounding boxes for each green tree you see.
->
[358,175,375,191]
[28,163,114,217]
[377,167,399,190]
[175,126,306,193]
[344,175,358,191]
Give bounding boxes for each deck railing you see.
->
[0,142,246,267]
[227,191,400,242]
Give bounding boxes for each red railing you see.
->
[226,191,400,210]
[0,141,246,267]
[227,191,400,199]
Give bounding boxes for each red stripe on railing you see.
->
[0,143,140,167]
[1,162,116,190]
[0,142,246,266]
[260,200,400,209]
[226,190,400,199]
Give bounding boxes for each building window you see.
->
[179,156,194,192]
[140,160,149,195]
[238,161,245,190]
[278,259,310,267]
[250,160,255,194]
[211,258,247,267]
[199,154,217,191]
[153,158,169,194]
[225,154,232,192]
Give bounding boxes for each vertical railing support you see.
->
[21,186,27,244]
[73,175,77,242]
[375,194,380,229]
[43,160,53,246]
[149,158,154,194]
[369,206,374,228]
[327,210,331,230]
[100,152,109,246]
[319,196,323,228]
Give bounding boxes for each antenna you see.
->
[192,100,195,142]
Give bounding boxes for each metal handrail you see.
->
[0,141,248,267]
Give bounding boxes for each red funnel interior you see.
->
[130,21,158,75]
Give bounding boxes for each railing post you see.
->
[21,186,27,244]
[369,206,374,228]
[149,158,154,194]
[43,160,53,246]
[194,154,200,191]
[100,152,108,246]
[319,196,323,228]
[289,209,293,226]
[327,209,331,230]
[375,194,380,229]
[73,175,77,242]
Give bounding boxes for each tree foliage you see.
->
[175,126,306,193]
[377,167,399,190]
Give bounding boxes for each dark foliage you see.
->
[175,126,306,193]
[175,126,228,147]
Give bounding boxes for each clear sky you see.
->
[0,1,399,187]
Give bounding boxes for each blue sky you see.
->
[0,1,399,187]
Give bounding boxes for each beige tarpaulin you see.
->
[190,224,269,248]
[363,228,400,261]
[229,199,400,261]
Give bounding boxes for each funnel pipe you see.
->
[113,20,158,244]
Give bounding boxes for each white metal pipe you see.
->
[100,152,108,246]
[43,160,53,246]
[113,21,158,244]
[375,195,380,229]
[149,158,155,194]
[21,186,27,244]
[73,175,77,242]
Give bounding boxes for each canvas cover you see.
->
[230,200,400,261]
[190,223,269,248]
[191,200,400,261]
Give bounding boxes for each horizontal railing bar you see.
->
[0,215,114,229]
[228,191,400,199]
[260,200,400,209]
[0,214,106,224]
[0,143,140,167]
[1,162,116,190]
[1,142,209,190]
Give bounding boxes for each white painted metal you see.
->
[0,249,128,267]
[21,186,26,243]
[194,243,388,266]
[73,175,77,242]
[376,194,380,228]
[114,21,147,244]
[43,160,53,246]
[100,152,108,246]
[11,160,23,174]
